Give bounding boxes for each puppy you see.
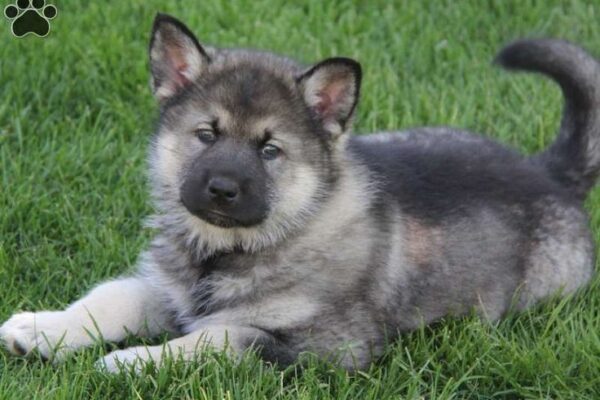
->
[1,14,597,372]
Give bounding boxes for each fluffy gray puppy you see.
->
[1,14,597,372]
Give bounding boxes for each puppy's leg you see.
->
[98,323,268,372]
[0,276,169,360]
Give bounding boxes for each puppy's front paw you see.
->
[0,311,86,360]
[96,347,158,373]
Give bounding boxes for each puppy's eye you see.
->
[260,143,281,160]
[195,129,217,144]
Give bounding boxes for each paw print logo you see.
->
[4,0,57,37]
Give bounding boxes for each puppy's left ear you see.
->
[149,13,210,102]
[297,57,362,137]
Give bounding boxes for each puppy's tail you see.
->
[495,38,600,198]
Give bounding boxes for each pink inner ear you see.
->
[315,92,333,116]
[315,78,348,118]
[166,47,192,89]
[174,62,191,86]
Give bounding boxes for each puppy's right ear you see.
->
[297,57,362,138]
[149,14,210,102]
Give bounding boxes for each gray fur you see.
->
[497,38,600,197]
[139,21,598,369]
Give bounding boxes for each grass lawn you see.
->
[2,0,600,398]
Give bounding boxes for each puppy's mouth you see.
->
[194,208,266,228]
[180,198,266,228]
[195,209,243,228]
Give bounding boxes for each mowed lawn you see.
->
[1,0,600,398]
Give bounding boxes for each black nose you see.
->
[207,177,239,202]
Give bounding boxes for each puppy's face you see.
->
[147,14,361,251]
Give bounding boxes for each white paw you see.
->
[0,311,87,360]
[96,346,159,373]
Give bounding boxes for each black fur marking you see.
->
[180,137,271,228]
[348,129,574,223]
[191,250,247,316]
[246,329,299,367]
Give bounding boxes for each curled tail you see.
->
[495,38,600,198]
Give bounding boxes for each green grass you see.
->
[1,0,600,398]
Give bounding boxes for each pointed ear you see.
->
[297,57,362,136]
[149,14,210,102]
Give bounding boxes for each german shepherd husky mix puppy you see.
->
[1,14,598,372]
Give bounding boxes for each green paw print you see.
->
[4,0,57,37]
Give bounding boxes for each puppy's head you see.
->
[147,14,361,253]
